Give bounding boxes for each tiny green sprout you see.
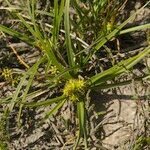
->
[63,78,85,102]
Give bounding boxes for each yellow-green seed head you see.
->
[63,79,85,102]
[106,22,113,32]
[1,68,13,80]
[49,65,59,75]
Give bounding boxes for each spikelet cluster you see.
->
[63,79,85,102]
[1,68,13,80]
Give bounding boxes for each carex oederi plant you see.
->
[0,0,150,149]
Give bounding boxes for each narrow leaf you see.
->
[74,100,88,149]
[89,46,150,86]
[9,56,46,112]
[119,23,150,35]
[0,25,34,45]
[25,95,66,107]
[44,99,66,119]
[64,0,75,70]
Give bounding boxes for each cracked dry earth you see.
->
[95,84,150,150]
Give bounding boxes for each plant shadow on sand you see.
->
[7,86,149,150]
[88,88,149,149]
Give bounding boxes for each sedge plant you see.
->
[0,0,150,149]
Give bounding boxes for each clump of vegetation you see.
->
[0,0,150,149]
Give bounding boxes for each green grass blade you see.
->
[0,5,53,17]
[74,100,88,149]
[0,96,12,105]
[92,74,149,90]
[0,26,71,79]
[83,1,150,64]
[64,0,75,70]
[51,0,66,65]
[52,0,59,45]
[9,55,46,112]
[39,39,71,79]
[4,0,43,41]
[51,0,65,47]
[44,99,66,120]
[94,2,150,51]
[89,46,150,86]
[24,95,66,107]
[119,23,150,35]
[58,0,65,25]
[29,0,43,41]
[0,88,49,105]
[48,65,79,82]
[9,73,28,112]
[16,13,37,38]
[0,25,34,45]
[17,56,45,126]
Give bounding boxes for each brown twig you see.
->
[9,43,30,69]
